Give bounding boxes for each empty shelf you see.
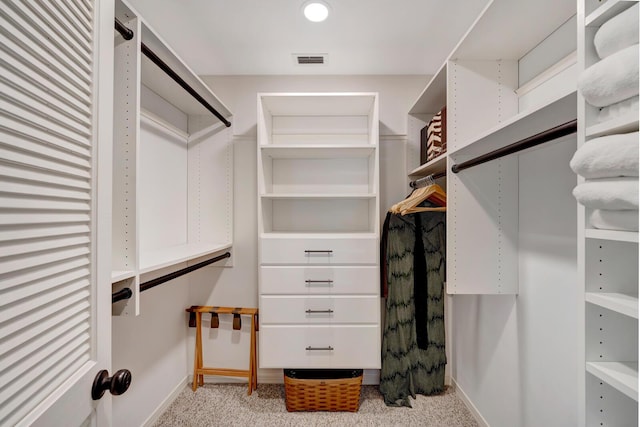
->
[586,361,638,401]
[586,292,639,319]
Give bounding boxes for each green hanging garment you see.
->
[379,211,447,407]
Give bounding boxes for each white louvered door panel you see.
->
[0,0,113,426]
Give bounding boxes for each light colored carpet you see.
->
[154,383,479,427]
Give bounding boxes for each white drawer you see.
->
[259,296,379,324]
[260,266,379,295]
[260,236,378,265]
[259,325,380,369]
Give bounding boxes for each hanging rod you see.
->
[111,251,231,304]
[409,171,446,188]
[113,19,231,128]
[451,119,577,174]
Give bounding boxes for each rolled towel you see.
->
[598,95,639,123]
[573,177,638,209]
[578,44,639,107]
[594,3,639,59]
[590,209,639,231]
[570,131,639,178]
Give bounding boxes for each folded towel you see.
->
[573,177,638,209]
[598,95,639,123]
[594,3,639,59]
[578,44,639,107]
[570,131,639,178]
[590,209,639,231]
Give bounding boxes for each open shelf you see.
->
[409,154,447,178]
[261,193,376,199]
[586,292,639,319]
[586,362,639,401]
[585,111,639,138]
[261,145,375,158]
[112,270,136,283]
[585,0,639,26]
[585,229,639,243]
[450,0,575,60]
[139,242,231,275]
[409,62,447,115]
[450,90,576,161]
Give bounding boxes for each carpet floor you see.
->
[153,383,479,427]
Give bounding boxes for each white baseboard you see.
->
[142,376,188,427]
[451,377,490,427]
[190,369,384,385]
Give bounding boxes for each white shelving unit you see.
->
[578,0,639,424]
[257,93,381,369]
[111,0,233,316]
[408,0,578,294]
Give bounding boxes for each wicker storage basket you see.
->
[283,369,363,412]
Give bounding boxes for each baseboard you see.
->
[142,376,188,427]
[451,377,490,427]
[191,369,383,385]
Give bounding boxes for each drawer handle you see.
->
[306,346,334,351]
[305,280,334,285]
[305,309,334,314]
[304,250,333,254]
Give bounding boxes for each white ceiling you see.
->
[126,0,490,76]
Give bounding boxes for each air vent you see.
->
[293,53,328,65]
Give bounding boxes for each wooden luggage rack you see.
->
[186,306,258,395]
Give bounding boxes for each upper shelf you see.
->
[261,145,375,159]
[586,0,639,26]
[259,93,378,116]
[409,62,447,115]
[409,154,447,178]
[450,0,576,60]
[116,0,232,118]
[139,242,232,275]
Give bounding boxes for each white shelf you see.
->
[409,62,447,115]
[261,145,375,159]
[112,270,136,283]
[261,193,376,200]
[261,232,378,239]
[585,229,639,243]
[586,292,639,318]
[585,112,639,138]
[409,154,447,178]
[450,89,576,160]
[450,0,575,60]
[259,92,377,116]
[139,242,232,274]
[586,0,639,26]
[586,362,639,401]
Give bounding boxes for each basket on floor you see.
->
[283,369,363,412]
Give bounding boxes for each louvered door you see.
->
[0,1,114,426]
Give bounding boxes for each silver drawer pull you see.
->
[304,250,333,254]
[305,309,334,314]
[305,279,334,285]
[306,346,334,351]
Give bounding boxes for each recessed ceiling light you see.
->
[303,1,330,22]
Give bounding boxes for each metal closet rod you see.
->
[111,251,231,304]
[114,18,231,128]
[451,119,577,174]
[410,171,446,189]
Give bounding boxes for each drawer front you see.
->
[260,237,378,265]
[259,325,380,369]
[260,266,379,295]
[260,296,379,324]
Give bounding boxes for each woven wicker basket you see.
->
[284,372,363,412]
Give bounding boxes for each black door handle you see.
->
[91,369,132,400]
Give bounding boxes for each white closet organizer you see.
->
[257,93,381,369]
[408,0,578,294]
[111,0,233,316]
[578,1,639,425]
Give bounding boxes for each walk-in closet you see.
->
[1,0,637,426]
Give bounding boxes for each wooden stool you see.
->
[186,306,258,395]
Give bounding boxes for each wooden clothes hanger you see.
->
[389,176,447,215]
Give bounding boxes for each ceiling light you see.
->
[303,1,330,22]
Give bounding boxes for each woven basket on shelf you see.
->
[284,373,363,412]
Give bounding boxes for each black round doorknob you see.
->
[91,369,132,400]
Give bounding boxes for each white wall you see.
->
[189,75,428,382]
[452,137,579,427]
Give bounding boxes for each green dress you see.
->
[379,211,446,407]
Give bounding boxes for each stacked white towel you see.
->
[573,6,640,232]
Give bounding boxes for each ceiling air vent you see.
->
[293,53,328,65]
